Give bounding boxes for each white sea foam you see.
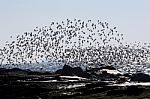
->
[59,83,86,89]
[60,76,87,80]
[101,69,122,75]
[111,82,150,86]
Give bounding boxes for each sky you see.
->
[0,0,150,47]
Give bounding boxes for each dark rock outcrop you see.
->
[107,86,144,96]
[99,66,116,70]
[0,68,29,75]
[130,73,150,82]
[55,65,89,78]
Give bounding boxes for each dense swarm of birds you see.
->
[0,19,150,73]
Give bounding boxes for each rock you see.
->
[28,71,51,75]
[55,64,89,78]
[0,68,29,75]
[0,68,6,71]
[100,69,121,75]
[130,73,150,82]
[107,86,144,96]
[126,86,144,96]
[85,82,108,88]
[86,66,117,75]
[56,64,74,76]
[116,76,129,83]
[99,66,116,70]
[73,67,86,77]
[0,68,7,74]
[9,68,30,73]
[86,65,123,81]
[123,73,131,78]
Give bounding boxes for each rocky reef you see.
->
[0,64,150,99]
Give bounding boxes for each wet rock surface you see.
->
[0,65,150,99]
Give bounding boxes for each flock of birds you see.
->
[0,19,150,73]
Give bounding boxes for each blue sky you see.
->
[0,0,150,47]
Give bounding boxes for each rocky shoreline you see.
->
[0,65,150,99]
